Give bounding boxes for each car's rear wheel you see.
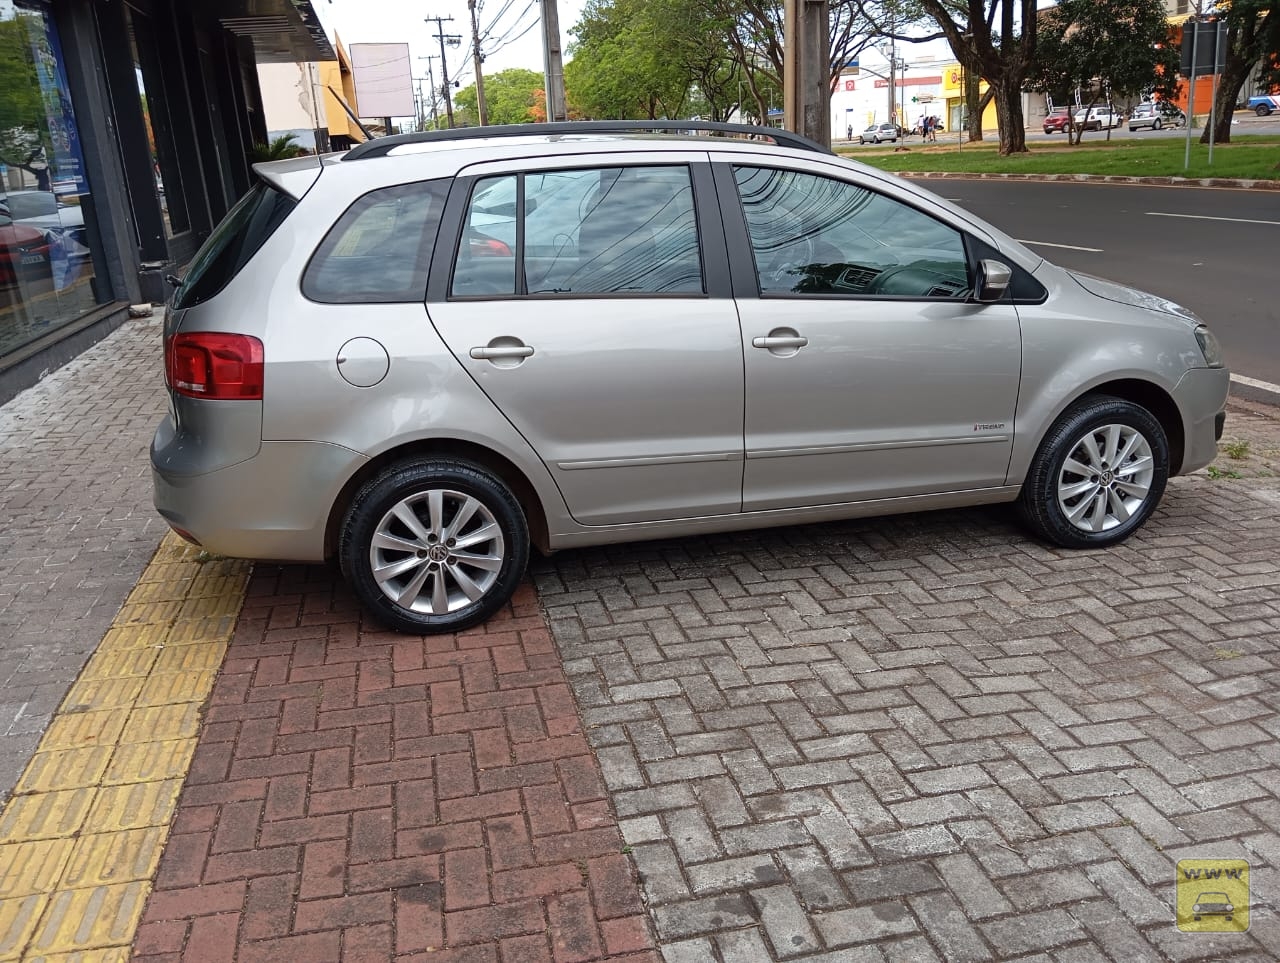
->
[1017,396,1169,549]
[340,459,529,634]
[1153,118,1163,130]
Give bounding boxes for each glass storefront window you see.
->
[127,6,189,239]
[1,0,107,360]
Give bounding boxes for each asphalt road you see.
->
[928,178,1279,393]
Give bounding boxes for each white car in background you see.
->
[0,190,90,262]
[1073,106,1122,131]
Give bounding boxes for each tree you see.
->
[565,0,883,126]
[1197,1,1279,145]
[913,0,1039,154]
[454,69,547,125]
[0,16,54,190]
[566,0,694,118]
[248,134,304,163]
[1029,0,1178,145]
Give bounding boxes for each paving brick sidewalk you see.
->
[0,317,167,803]
[133,570,658,962]
[531,406,1280,961]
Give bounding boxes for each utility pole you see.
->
[467,0,488,125]
[418,55,439,128]
[539,0,568,121]
[782,0,830,143]
[425,16,461,128]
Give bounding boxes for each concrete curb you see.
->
[897,170,1280,190]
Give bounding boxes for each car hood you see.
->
[1068,270,1201,328]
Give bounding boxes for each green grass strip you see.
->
[844,134,1280,181]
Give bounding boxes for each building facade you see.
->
[0,0,333,404]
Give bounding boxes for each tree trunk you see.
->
[965,65,983,142]
[1199,57,1250,146]
[991,73,1029,154]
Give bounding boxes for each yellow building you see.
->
[941,63,998,133]
[319,36,363,150]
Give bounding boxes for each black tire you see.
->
[339,459,529,634]
[1017,396,1170,550]
[1257,105,1271,117]
[1153,118,1162,130]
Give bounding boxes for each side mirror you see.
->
[975,259,1012,303]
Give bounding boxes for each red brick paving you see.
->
[133,566,658,963]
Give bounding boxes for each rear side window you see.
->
[303,180,449,303]
[451,165,704,299]
[175,182,295,309]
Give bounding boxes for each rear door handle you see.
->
[752,336,808,349]
[470,345,535,360]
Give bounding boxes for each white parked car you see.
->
[1073,107,1122,131]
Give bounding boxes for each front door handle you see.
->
[752,336,808,350]
[470,345,535,360]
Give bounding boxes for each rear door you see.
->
[425,153,745,527]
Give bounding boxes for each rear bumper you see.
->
[152,437,366,562]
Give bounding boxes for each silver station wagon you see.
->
[151,122,1229,634]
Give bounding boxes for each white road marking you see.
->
[1147,211,1280,227]
[1016,239,1105,253]
[1231,373,1280,394]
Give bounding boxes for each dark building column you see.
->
[95,0,168,265]
[52,0,139,307]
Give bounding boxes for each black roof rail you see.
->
[342,120,833,161]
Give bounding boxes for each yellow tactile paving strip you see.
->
[0,534,250,962]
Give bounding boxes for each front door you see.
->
[720,162,1022,511]
[427,159,744,526]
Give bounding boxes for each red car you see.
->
[0,212,51,287]
[1043,108,1071,134]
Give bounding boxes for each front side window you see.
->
[732,166,969,298]
[451,165,703,298]
[302,180,449,304]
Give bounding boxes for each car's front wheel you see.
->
[340,459,530,634]
[1257,104,1272,116]
[1153,118,1163,130]
[1017,396,1169,549]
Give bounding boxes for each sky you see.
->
[311,0,589,103]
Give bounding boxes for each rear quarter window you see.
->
[303,180,450,304]
[174,182,296,309]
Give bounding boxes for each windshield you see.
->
[5,193,59,218]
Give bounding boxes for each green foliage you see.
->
[565,0,693,119]
[454,68,547,126]
[248,134,304,163]
[0,16,54,179]
[1029,0,1178,144]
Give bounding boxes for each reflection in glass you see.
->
[1,0,106,359]
[128,7,188,237]
[733,166,969,298]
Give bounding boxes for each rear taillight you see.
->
[166,332,264,400]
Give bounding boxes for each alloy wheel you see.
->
[1056,423,1155,534]
[369,488,506,615]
